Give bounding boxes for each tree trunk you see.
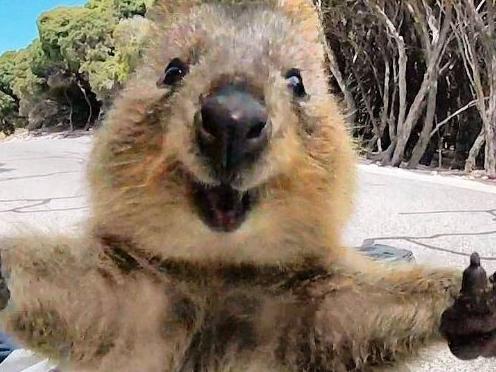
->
[352,65,381,149]
[465,128,485,173]
[366,1,406,163]
[390,4,452,166]
[379,57,391,139]
[317,5,357,123]
[64,88,74,132]
[408,80,438,168]
[379,143,394,165]
[366,134,379,153]
[484,54,496,178]
[484,113,496,177]
[76,77,93,131]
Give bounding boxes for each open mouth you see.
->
[190,182,257,233]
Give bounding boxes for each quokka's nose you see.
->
[197,85,270,179]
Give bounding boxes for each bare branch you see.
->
[430,99,481,137]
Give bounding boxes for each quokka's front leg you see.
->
[0,234,170,371]
[291,251,465,370]
[352,250,496,361]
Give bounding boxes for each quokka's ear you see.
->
[276,0,321,38]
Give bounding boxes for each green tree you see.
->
[38,7,115,72]
[82,14,152,107]
[0,51,18,97]
[115,0,147,17]
[0,91,16,134]
[0,45,45,133]
[0,0,156,134]
[87,0,154,17]
[10,44,45,117]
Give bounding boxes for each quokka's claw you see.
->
[461,252,488,298]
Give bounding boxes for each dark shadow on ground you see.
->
[362,228,496,261]
[0,164,14,174]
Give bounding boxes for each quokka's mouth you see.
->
[190,181,258,233]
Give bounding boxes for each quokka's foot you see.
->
[440,252,496,359]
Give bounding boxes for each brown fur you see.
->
[0,1,461,371]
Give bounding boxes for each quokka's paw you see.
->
[0,253,10,311]
[0,277,9,311]
[440,252,496,360]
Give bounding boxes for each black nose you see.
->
[197,85,270,180]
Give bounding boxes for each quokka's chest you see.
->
[165,288,266,347]
[162,284,317,372]
[162,288,260,370]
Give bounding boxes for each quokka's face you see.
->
[148,4,329,234]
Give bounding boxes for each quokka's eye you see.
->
[157,58,189,88]
[284,68,307,98]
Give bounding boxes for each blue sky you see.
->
[0,0,87,53]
